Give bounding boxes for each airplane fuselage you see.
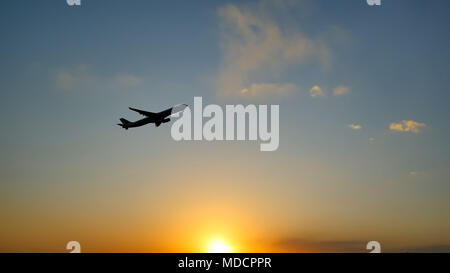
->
[126,117,154,128]
[118,104,187,130]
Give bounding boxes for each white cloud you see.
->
[389,120,426,134]
[216,2,330,97]
[309,85,324,97]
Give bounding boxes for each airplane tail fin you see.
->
[120,118,131,125]
[118,118,131,130]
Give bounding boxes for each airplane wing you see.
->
[129,107,157,117]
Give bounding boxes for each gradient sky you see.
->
[1,0,450,252]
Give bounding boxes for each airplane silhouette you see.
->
[118,104,187,130]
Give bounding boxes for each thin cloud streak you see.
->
[333,86,350,96]
[53,65,144,92]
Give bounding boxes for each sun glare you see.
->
[207,239,232,253]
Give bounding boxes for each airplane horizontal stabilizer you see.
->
[120,118,131,125]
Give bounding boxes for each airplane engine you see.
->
[162,118,171,123]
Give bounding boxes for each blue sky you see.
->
[1,0,450,252]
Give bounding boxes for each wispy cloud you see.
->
[409,171,425,177]
[240,83,296,96]
[54,64,91,91]
[53,65,143,92]
[389,120,426,134]
[216,1,330,97]
[348,123,362,130]
[309,85,324,98]
[114,74,142,88]
[333,85,350,96]
[404,245,450,253]
[275,237,367,253]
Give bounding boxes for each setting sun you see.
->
[207,239,232,253]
